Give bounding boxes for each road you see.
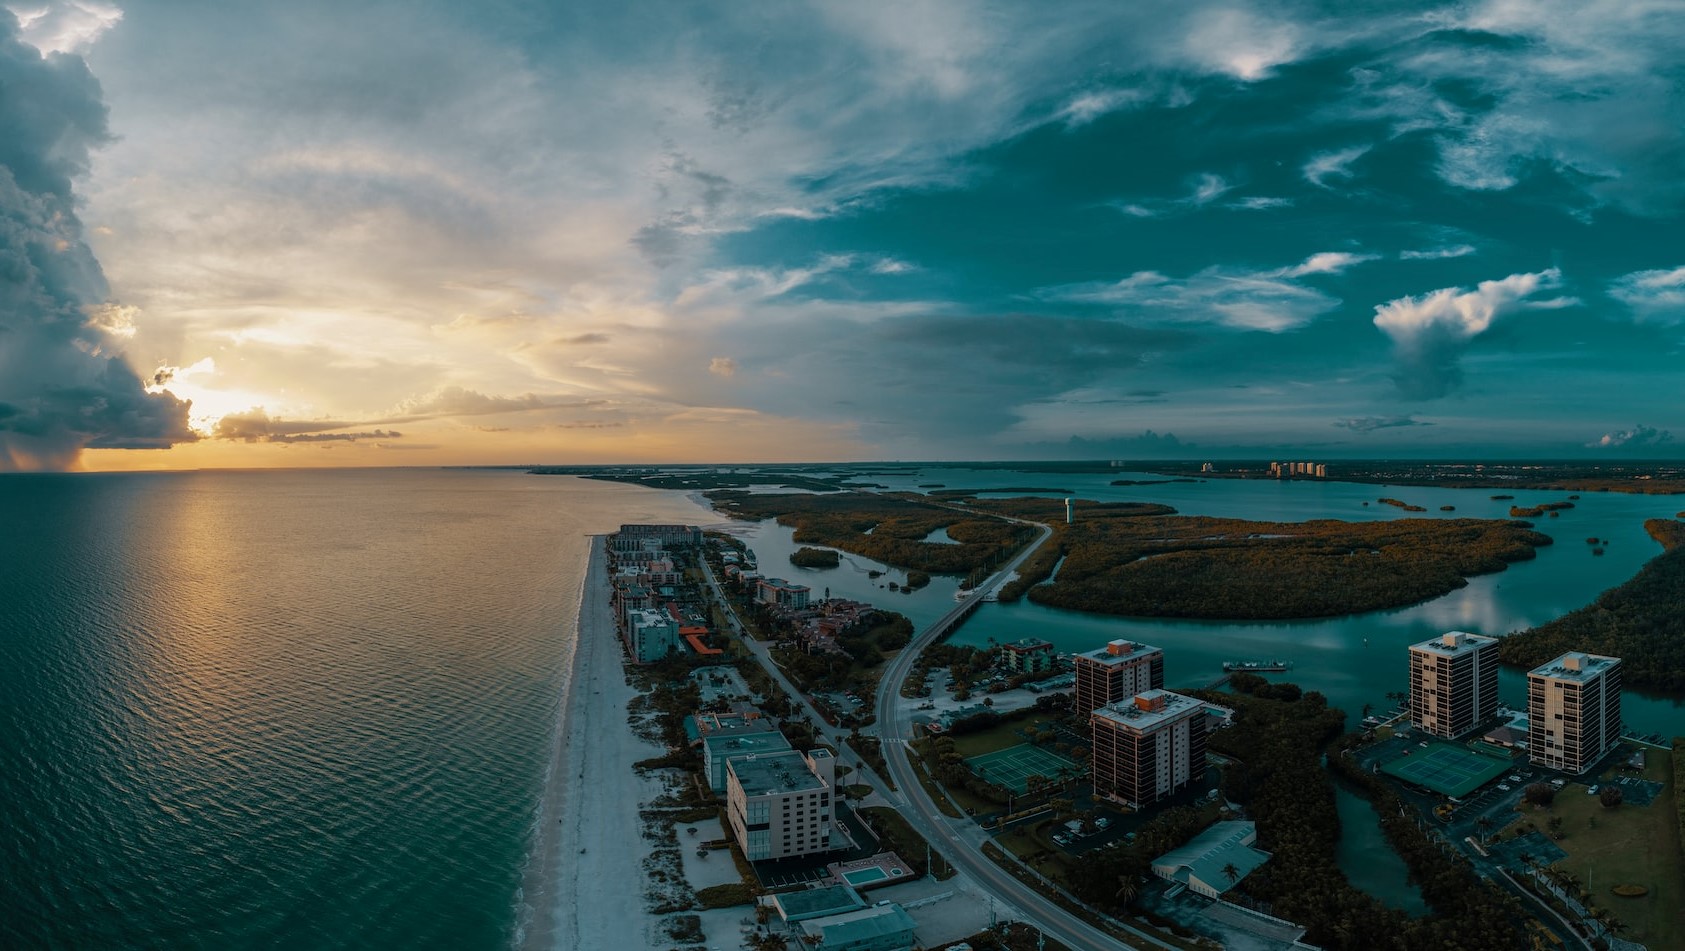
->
[704,509,1176,949]
[871,515,1180,951]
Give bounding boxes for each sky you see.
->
[1,0,1683,470]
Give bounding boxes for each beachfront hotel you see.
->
[1090,689,1206,808]
[1407,631,1500,739]
[1073,639,1164,717]
[703,730,793,794]
[625,607,681,664]
[726,748,841,861]
[1527,651,1623,774]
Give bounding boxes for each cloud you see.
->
[1227,196,1293,211]
[1587,423,1672,450]
[391,385,555,418]
[1372,268,1576,399]
[8,0,121,53]
[1302,145,1370,188]
[1110,173,1238,218]
[1056,86,1151,127]
[1271,252,1380,279]
[1050,251,1375,332]
[708,357,737,377]
[0,12,195,470]
[1182,7,1302,81]
[1608,266,1685,323]
[1334,415,1431,434]
[211,408,399,444]
[1400,244,1477,261]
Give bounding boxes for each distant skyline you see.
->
[2,1,1682,470]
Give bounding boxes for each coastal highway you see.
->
[872,516,1180,951]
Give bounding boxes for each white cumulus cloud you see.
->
[1372,268,1576,398]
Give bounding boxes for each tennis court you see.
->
[966,743,1082,794]
[1380,742,1511,797]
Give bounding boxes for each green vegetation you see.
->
[904,569,931,590]
[1511,500,1575,518]
[789,546,840,568]
[1502,745,1684,949]
[770,611,912,700]
[1675,738,1685,881]
[968,497,1550,620]
[1202,682,1528,950]
[1378,497,1427,512]
[695,883,758,908]
[709,490,1036,576]
[859,806,955,879]
[1497,520,1685,690]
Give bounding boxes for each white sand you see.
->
[522,536,670,951]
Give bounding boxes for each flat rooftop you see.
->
[704,731,791,757]
[1409,630,1497,658]
[771,884,865,923]
[730,750,824,796]
[1074,639,1162,666]
[1093,689,1202,731]
[1529,651,1620,683]
[797,904,917,945]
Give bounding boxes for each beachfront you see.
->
[523,536,670,948]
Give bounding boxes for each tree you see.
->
[1115,874,1140,906]
[1524,783,1557,807]
[1222,862,1241,885]
[1599,785,1624,808]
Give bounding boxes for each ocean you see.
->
[6,465,1683,946]
[0,469,709,950]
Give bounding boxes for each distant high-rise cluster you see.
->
[1268,461,1326,478]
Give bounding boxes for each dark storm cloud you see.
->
[0,12,193,470]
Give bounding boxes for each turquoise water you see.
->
[733,467,1685,911]
[738,468,1685,737]
[0,470,708,950]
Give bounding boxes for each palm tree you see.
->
[1221,862,1241,886]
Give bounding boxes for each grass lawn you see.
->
[1531,747,1683,950]
[948,714,1059,758]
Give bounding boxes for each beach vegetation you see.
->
[696,883,758,908]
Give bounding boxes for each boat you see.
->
[1226,657,1287,671]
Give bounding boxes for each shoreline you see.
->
[518,535,667,950]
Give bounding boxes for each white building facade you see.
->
[1408,631,1500,739]
[1528,652,1622,774]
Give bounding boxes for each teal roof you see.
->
[703,731,791,757]
[1151,821,1270,895]
[772,885,865,922]
[798,904,917,949]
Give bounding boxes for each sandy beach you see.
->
[520,535,669,950]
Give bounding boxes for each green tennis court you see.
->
[966,743,1082,794]
[1380,742,1511,797]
